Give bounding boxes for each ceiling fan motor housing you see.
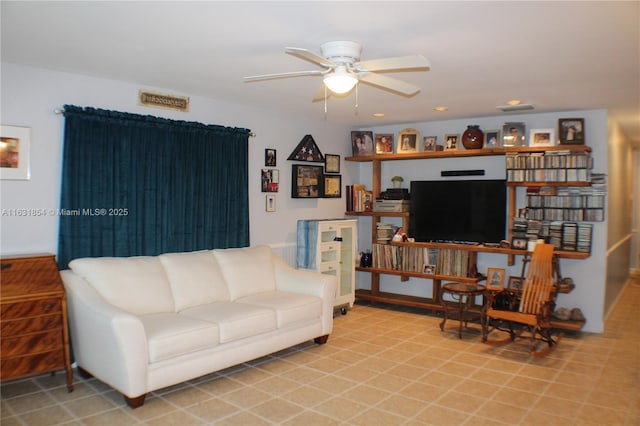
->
[320,41,362,65]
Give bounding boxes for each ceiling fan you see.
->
[244,41,430,101]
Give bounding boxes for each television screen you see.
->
[409,179,507,244]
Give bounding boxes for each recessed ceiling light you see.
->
[372,113,385,117]
[434,106,448,112]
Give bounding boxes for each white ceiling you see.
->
[2,1,639,146]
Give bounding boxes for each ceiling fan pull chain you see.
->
[324,85,328,118]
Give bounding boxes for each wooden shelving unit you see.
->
[346,145,593,331]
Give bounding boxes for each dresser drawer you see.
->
[1,329,63,357]
[1,298,61,320]
[1,314,62,336]
[1,350,65,380]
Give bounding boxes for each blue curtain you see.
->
[57,105,250,269]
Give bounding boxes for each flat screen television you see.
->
[409,179,507,244]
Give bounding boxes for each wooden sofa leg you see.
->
[314,335,329,344]
[124,394,146,408]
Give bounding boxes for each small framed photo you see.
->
[423,264,436,274]
[397,128,420,153]
[291,164,322,198]
[558,118,585,145]
[266,194,276,212]
[444,134,459,151]
[351,131,375,156]
[512,237,527,250]
[508,276,524,292]
[1,125,31,180]
[529,129,555,147]
[324,154,340,174]
[375,134,394,154]
[265,148,276,167]
[423,136,437,151]
[487,267,506,290]
[261,169,279,192]
[483,129,500,148]
[323,175,342,198]
[502,122,526,147]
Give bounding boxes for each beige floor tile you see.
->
[16,404,75,426]
[282,410,340,426]
[413,403,470,425]
[349,407,409,425]
[250,397,304,423]
[62,394,116,418]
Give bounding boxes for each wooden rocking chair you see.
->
[482,243,561,357]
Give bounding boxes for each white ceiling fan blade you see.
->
[311,85,332,103]
[244,70,324,82]
[358,72,421,96]
[357,55,430,72]
[286,47,336,68]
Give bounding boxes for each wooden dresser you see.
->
[1,254,73,391]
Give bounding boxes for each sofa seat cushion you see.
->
[69,256,174,315]
[180,302,276,344]
[236,291,322,328]
[213,245,277,300]
[159,250,230,311]
[140,313,220,363]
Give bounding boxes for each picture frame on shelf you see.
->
[483,129,500,148]
[264,148,276,167]
[529,129,555,147]
[265,194,276,212]
[558,118,585,145]
[396,128,420,153]
[502,122,526,147]
[291,164,322,198]
[423,136,437,151]
[324,154,340,174]
[423,264,435,275]
[1,125,31,180]
[508,276,524,292]
[512,237,527,250]
[375,134,394,154]
[323,174,342,198]
[444,133,459,151]
[487,267,506,290]
[351,131,375,156]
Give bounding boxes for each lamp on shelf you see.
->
[323,66,357,94]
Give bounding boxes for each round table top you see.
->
[442,282,486,294]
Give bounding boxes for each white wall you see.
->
[351,110,609,332]
[0,63,351,255]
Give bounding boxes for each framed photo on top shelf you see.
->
[375,134,394,154]
[324,154,340,173]
[351,131,375,156]
[487,268,506,290]
[397,128,420,153]
[291,164,322,198]
[444,133,459,151]
[483,129,500,148]
[502,122,526,147]
[529,128,555,147]
[423,136,437,151]
[323,175,342,198]
[558,118,585,145]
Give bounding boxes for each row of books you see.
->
[345,184,373,212]
[526,207,604,222]
[370,244,474,277]
[507,168,591,182]
[505,151,593,170]
[512,217,593,253]
[526,194,606,209]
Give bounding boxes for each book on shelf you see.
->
[345,184,372,212]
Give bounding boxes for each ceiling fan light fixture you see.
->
[323,73,357,94]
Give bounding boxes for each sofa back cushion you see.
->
[68,256,174,315]
[213,245,276,300]
[159,250,230,311]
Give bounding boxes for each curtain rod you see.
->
[54,108,256,137]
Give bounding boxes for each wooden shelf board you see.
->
[345,211,409,218]
[386,241,590,259]
[506,181,591,187]
[355,266,478,282]
[355,289,442,310]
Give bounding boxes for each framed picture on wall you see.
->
[1,125,31,180]
[558,118,585,145]
[324,154,340,174]
[291,164,322,198]
[323,175,342,198]
[264,148,276,166]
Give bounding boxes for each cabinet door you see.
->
[336,222,356,307]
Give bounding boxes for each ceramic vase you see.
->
[462,125,484,150]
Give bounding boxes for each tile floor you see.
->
[2,276,639,425]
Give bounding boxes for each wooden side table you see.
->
[440,282,486,338]
[1,254,74,391]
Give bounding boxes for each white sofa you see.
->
[61,245,337,408]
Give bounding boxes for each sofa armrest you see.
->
[60,270,149,398]
[272,256,337,335]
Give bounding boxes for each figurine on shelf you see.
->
[392,228,408,242]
